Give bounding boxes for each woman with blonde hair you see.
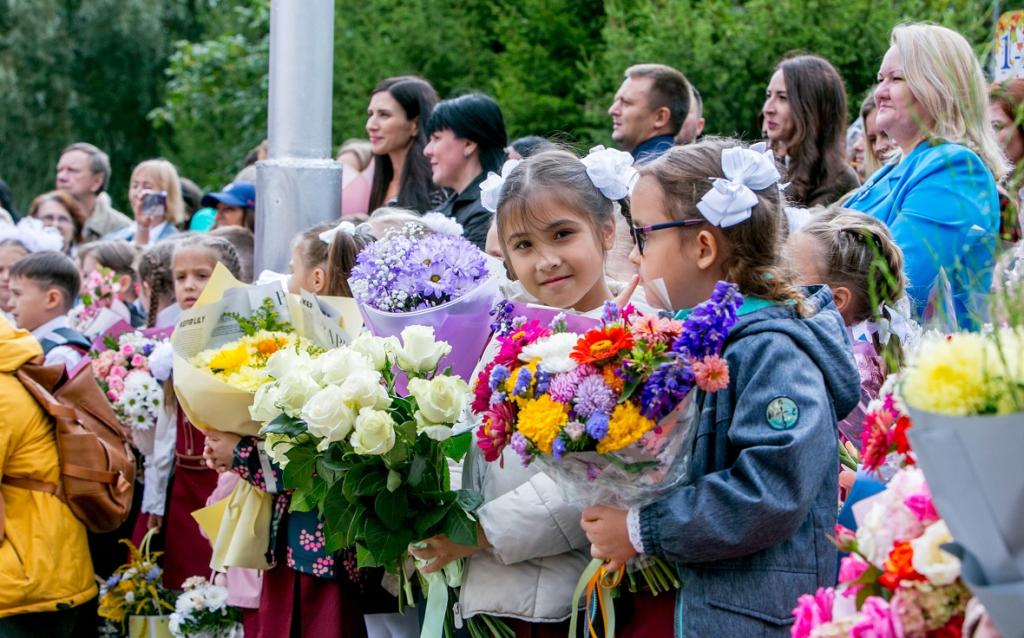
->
[845,23,1004,328]
[106,159,184,246]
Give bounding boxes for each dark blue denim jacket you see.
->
[639,287,860,636]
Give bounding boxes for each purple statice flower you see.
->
[488,364,511,391]
[552,437,567,460]
[490,300,516,335]
[601,300,620,324]
[510,432,531,465]
[535,370,552,395]
[512,367,533,397]
[548,312,568,332]
[489,390,507,406]
[586,412,610,440]
[672,281,743,359]
[565,420,585,440]
[573,375,616,420]
[640,354,696,421]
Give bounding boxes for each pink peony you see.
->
[851,596,903,638]
[692,354,730,392]
[131,354,147,369]
[791,587,835,638]
[120,343,135,356]
[903,484,939,525]
[838,555,870,597]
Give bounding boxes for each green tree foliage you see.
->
[0,0,998,211]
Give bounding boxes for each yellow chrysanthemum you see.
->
[207,342,250,372]
[226,366,270,393]
[903,333,989,415]
[598,402,655,454]
[516,394,569,454]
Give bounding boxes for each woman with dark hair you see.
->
[425,93,508,248]
[990,79,1024,241]
[366,76,445,213]
[762,54,860,206]
[28,191,83,255]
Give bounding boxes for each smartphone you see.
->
[141,191,167,219]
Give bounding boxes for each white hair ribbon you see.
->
[0,217,64,253]
[318,220,357,244]
[480,159,522,213]
[418,212,464,237]
[696,142,780,228]
[580,146,638,201]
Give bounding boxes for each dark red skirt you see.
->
[258,565,368,638]
[614,588,676,638]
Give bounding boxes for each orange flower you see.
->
[571,325,634,365]
[879,541,925,590]
[603,365,625,393]
[256,337,286,356]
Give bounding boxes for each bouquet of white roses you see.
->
[168,576,242,638]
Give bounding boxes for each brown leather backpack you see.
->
[4,359,135,533]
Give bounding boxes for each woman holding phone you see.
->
[105,159,183,246]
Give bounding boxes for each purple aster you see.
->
[488,364,511,391]
[672,281,743,359]
[547,364,599,404]
[586,412,610,440]
[512,367,533,396]
[572,375,617,420]
[510,432,531,465]
[640,354,696,421]
[552,437,567,460]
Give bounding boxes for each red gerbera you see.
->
[571,325,634,365]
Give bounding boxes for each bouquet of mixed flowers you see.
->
[98,529,177,634]
[89,324,173,433]
[253,325,478,606]
[349,221,499,382]
[70,267,133,337]
[168,576,242,638]
[792,466,971,638]
[472,282,743,626]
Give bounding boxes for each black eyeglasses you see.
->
[630,219,705,255]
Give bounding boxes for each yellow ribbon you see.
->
[568,559,624,638]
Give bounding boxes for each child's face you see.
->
[629,176,721,311]
[0,245,28,311]
[502,200,614,312]
[288,242,325,295]
[9,276,61,332]
[173,246,217,310]
[787,232,856,325]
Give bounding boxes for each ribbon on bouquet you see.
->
[416,556,463,638]
[569,558,624,638]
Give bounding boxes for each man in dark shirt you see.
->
[608,64,691,165]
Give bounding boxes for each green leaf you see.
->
[342,462,388,501]
[413,503,451,539]
[323,481,365,552]
[320,444,348,472]
[288,482,325,513]
[442,509,478,547]
[407,455,428,487]
[355,543,382,569]
[454,489,483,513]
[282,444,318,492]
[363,517,413,567]
[261,413,305,436]
[443,432,472,462]
[374,487,409,530]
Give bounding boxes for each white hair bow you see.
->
[0,217,65,253]
[580,146,638,201]
[480,159,522,213]
[319,220,357,244]
[696,142,780,228]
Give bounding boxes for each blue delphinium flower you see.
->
[640,354,696,421]
[601,300,620,324]
[585,412,610,440]
[672,281,743,359]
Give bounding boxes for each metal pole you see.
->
[255,0,341,275]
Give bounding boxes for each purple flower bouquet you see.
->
[350,226,500,382]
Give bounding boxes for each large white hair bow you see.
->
[696,142,780,228]
[480,159,522,213]
[0,217,65,253]
[580,146,638,201]
[318,220,357,244]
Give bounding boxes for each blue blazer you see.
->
[844,140,999,328]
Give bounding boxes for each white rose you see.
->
[414,411,454,441]
[408,376,469,425]
[250,382,284,422]
[302,385,357,443]
[520,332,580,374]
[318,348,374,386]
[339,371,391,410]
[396,326,451,375]
[911,521,961,585]
[265,347,316,381]
[350,333,399,371]
[276,373,322,418]
[350,408,396,455]
[262,433,295,468]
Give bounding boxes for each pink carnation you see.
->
[109,365,128,379]
[109,378,125,393]
[131,354,147,369]
[791,587,835,638]
[838,555,869,597]
[693,354,729,392]
[850,596,903,638]
[120,343,135,356]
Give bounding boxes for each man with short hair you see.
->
[608,64,690,164]
[55,143,131,242]
[675,83,706,146]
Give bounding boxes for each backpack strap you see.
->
[2,475,62,497]
[39,327,91,355]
